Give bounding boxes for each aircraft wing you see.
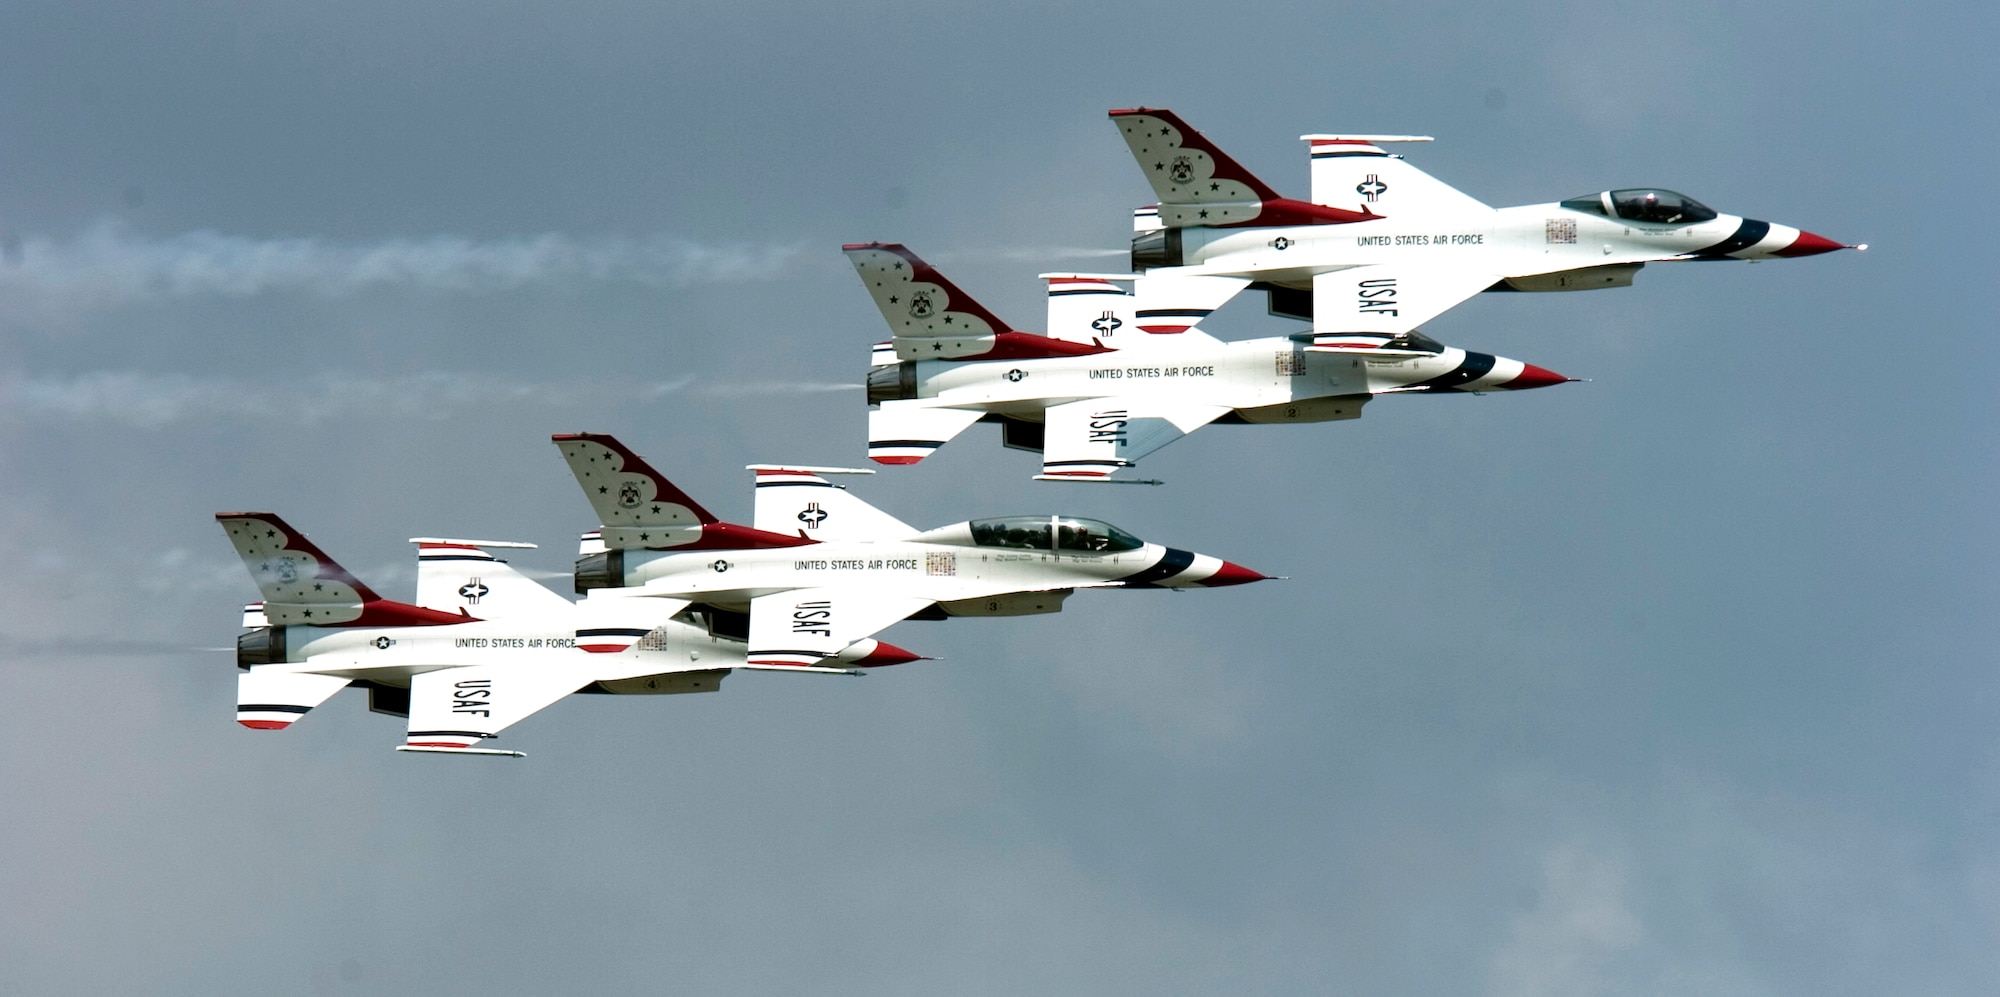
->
[747,588,935,667]
[399,663,593,756]
[1038,397,1231,480]
[1312,265,1499,335]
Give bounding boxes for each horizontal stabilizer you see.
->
[868,403,984,465]
[237,670,350,730]
[750,466,914,540]
[1041,273,1133,346]
[413,540,570,616]
[1129,270,1248,342]
[1303,136,1488,216]
[574,592,693,654]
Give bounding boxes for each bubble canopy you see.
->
[959,516,1146,553]
[1560,189,1718,225]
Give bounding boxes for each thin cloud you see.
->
[0,222,807,310]
[0,370,856,428]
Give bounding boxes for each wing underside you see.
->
[1311,266,1499,335]
[1038,398,1231,480]
[747,589,934,667]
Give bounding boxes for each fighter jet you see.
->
[552,433,1268,666]
[1109,107,1862,336]
[846,243,1572,480]
[218,513,910,757]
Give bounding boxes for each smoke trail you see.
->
[0,370,857,429]
[0,222,807,308]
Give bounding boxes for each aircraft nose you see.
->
[1772,229,1850,257]
[1498,363,1573,390]
[1200,560,1269,587]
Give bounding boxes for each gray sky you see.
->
[1,2,1993,994]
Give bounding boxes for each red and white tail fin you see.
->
[1302,134,1488,216]
[552,434,811,551]
[1108,108,1379,229]
[552,433,717,549]
[215,512,467,627]
[748,465,915,541]
[843,243,1112,362]
[236,670,349,730]
[411,538,571,616]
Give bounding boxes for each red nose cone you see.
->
[1202,561,1269,587]
[1773,230,1845,257]
[854,641,926,667]
[1501,363,1571,390]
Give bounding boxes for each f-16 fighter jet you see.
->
[1109,107,1861,336]
[846,243,1571,480]
[218,513,910,757]
[552,433,1268,667]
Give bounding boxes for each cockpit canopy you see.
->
[969,516,1145,553]
[1560,189,1718,226]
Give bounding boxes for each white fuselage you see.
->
[1157,203,1805,285]
[257,611,738,681]
[900,334,1529,425]
[610,534,1231,604]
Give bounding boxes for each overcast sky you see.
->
[1,2,1993,994]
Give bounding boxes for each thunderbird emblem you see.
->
[618,480,642,508]
[1169,155,1196,185]
[908,290,935,319]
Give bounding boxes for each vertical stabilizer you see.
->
[843,243,1112,362]
[216,513,467,627]
[1108,108,1378,228]
[552,433,718,549]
